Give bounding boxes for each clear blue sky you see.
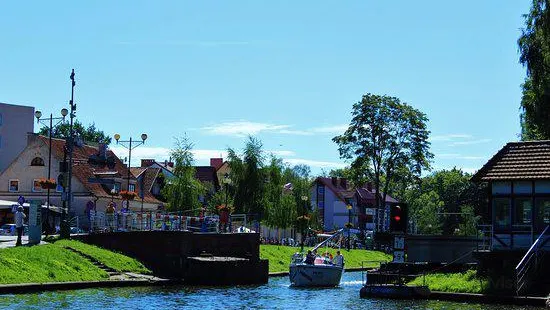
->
[0,1,531,175]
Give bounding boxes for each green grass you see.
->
[0,244,108,284]
[408,270,489,294]
[260,244,391,273]
[54,240,151,274]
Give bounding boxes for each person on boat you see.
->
[304,250,315,264]
[323,252,333,264]
[333,250,344,267]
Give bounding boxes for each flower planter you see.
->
[119,191,137,201]
[38,178,57,189]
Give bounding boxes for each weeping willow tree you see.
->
[227,136,266,216]
[162,136,205,214]
[263,156,297,235]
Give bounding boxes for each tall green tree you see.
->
[162,137,205,214]
[227,136,266,216]
[519,0,550,140]
[38,120,112,144]
[333,94,433,221]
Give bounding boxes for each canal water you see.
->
[0,272,540,309]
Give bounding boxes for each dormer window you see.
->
[31,157,45,166]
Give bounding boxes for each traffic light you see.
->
[390,203,408,233]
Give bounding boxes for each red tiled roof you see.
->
[472,140,550,182]
[130,167,147,178]
[315,177,355,202]
[38,135,162,204]
[194,166,220,190]
[141,167,161,192]
[356,187,398,204]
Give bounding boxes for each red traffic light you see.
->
[394,215,401,222]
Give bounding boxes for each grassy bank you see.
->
[55,240,151,274]
[0,240,150,285]
[260,245,391,273]
[0,244,108,284]
[408,270,489,294]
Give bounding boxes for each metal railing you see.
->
[68,212,262,235]
[72,211,220,233]
[477,224,493,251]
[515,225,549,296]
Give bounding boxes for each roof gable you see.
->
[37,135,161,204]
[471,140,550,182]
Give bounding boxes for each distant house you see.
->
[132,159,175,201]
[0,134,162,227]
[0,102,34,173]
[472,140,550,250]
[310,177,398,232]
[355,183,399,232]
[310,177,356,231]
[211,158,230,187]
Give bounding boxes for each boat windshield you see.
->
[291,253,304,264]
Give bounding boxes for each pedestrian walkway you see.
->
[0,236,48,249]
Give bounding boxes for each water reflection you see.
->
[0,272,540,310]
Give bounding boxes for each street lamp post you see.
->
[60,69,77,239]
[300,195,308,252]
[222,173,231,233]
[114,133,148,211]
[34,108,68,233]
[347,204,352,251]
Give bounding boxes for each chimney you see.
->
[210,158,223,170]
[341,178,347,189]
[98,143,107,159]
[168,161,174,168]
[331,177,338,187]
[141,159,155,168]
[27,132,39,146]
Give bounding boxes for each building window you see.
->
[9,180,19,192]
[492,182,511,195]
[30,157,45,166]
[56,174,64,192]
[114,182,121,192]
[514,197,532,226]
[128,184,136,192]
[493,198,511,229]
[513,181,532,194]
[535,198,550,231]
[32,179,42,192]
[535,181,550,194]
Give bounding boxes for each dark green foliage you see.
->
[227,136,266,216]
[519,0,550,140]
[38,120,112,144]
[404,168,486,235]
[333,94,433,210]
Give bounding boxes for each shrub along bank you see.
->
[0,240,150,285]
[260,245,392,273]
[408,270,489,294]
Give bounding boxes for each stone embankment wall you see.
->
[75,231,268,284]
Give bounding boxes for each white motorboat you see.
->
[289,229,345,287]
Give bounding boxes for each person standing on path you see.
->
[15,206,26,246]
[333,250,344,268]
